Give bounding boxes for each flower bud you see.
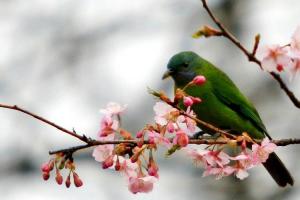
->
[191,97,202,104]
[65,175,71,188]
[41,163,50,173]
[166,122,176,133]
[148,161,159,178]
[55,170,63,185]
[192,75,206,85]
[73,172,83,187]
[173,130,189,147]
[115,157,121,171]
[183,96,194,107]
[42,172,50,181]
[136,131,144,138]
[102,155,114,169]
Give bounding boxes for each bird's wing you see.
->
[211,71,270,138]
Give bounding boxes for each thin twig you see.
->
[200,0,300,108]
[0,103,87,142]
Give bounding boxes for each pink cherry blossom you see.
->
[202,150,231,167]
[234,165,249,180]
[192,75,206,85]
[99,115,119,137]
[185,147,207,167]
[291,26,300,51]
[173,130,189,147]
[203,165,235,180]
[166,122,177,133]
[128,176,157,194]
[92,133,115,163]
[153,102,177,126]
[100,102,127,116]
[231,153,253,168]
[260,44,292,72]
[251,138,277,164]
[119,158,139,178]
[176,107,198,135]
[288,56,300,80]
[147,130,171,147]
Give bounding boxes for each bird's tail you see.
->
[263,152,294,187]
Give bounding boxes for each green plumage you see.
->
[164,51,293,187]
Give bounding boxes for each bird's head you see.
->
[162,51,200,87]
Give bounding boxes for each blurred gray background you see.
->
[0,0,299,199]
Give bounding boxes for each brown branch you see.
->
[0,103,88,143]
[200,0,300,108]
[49,137,300,156]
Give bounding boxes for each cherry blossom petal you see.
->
[128,176,157,194]
[291,26,300,51]
[147,131,171,147]
[100,102,127,116]
[92,133,115,162]
[235,168,249,180]
[259,44,292,72]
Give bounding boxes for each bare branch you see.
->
[0,103,87,142]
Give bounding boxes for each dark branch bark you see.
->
[49,138,300,155]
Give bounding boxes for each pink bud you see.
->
[191,97,202,104]
[192,75,206,85]
[137,139,144,148]
[55,172,63,185]
[166,122,175,133]
[183,96,194,107]
[149,137,155,144]
[173,130,189,147]
[115,157,121,171]
[102,155,114,169]
[41,163,50,173]
[136,131,144,138]
[42,172,50,181]
[148,161,159,178]
[65,175,71,188]
[130,155,139,163]
[73,172,83,187]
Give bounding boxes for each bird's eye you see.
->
[182,63,189,68]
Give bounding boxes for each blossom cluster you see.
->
[260,26,300,80]
[185,138,277,180]
[41,153,83,188]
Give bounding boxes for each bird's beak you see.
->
[162,70,173,80]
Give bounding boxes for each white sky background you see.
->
[0,0,300,200]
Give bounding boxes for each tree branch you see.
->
[49,137,300,156]
[200,0,300,108]
[0,103,88,143]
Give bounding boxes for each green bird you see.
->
[163,51,293,187]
